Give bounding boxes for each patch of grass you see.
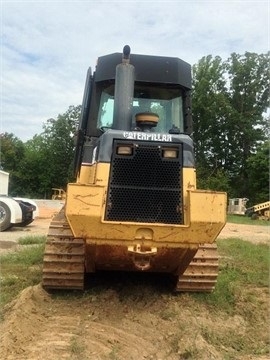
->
[227,214,270,226]
[201,326,246,351]
[201,325,269,357]
[179,348,199,360]
[160,307,178,321]
[0,243,45,266]
[0,238,45,314]
[18,235,46,245]
[70,336,85,357]
[194,237,270,358]
[108,345,120,360]
[218,238,269,286]
[194,238,269,313]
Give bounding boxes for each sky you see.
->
[1,0,269,142]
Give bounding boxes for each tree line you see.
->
[1,52,269,206]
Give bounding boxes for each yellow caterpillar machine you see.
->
[245,201,270,220]
[228,198,270,220]
[42,46,227,292]
[51,188,66,201]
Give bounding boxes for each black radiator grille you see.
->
[105,141,183,224]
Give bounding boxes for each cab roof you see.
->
[95,52,191,89]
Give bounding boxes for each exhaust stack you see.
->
[112,45,135,130]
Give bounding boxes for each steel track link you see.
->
[42,208,85,290]
[175,243,219,292]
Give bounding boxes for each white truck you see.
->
[0,170,38,231]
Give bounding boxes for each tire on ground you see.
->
[0,201,12,231]
[251,213,259,220]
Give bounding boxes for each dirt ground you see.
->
[0,207,269,360]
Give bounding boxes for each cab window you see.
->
[97,84,184,132]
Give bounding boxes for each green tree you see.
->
[7,105,81,198]
[0,133,25,171]
[192,52,269,199]
[0,133,25,195]
[192,55,232,191]
[41,105,80,192]
[196,166,231,194]
[16,134,49,197]
[246,141,269,204]
[225,52,269,196]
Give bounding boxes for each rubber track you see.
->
[42,208,85,290]
[175,243,219,292]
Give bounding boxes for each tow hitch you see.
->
[128,244,157,271]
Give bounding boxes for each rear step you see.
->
[175,243,219,292]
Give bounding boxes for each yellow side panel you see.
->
[189,190,227,223]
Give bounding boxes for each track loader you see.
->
[42,46,227,292]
